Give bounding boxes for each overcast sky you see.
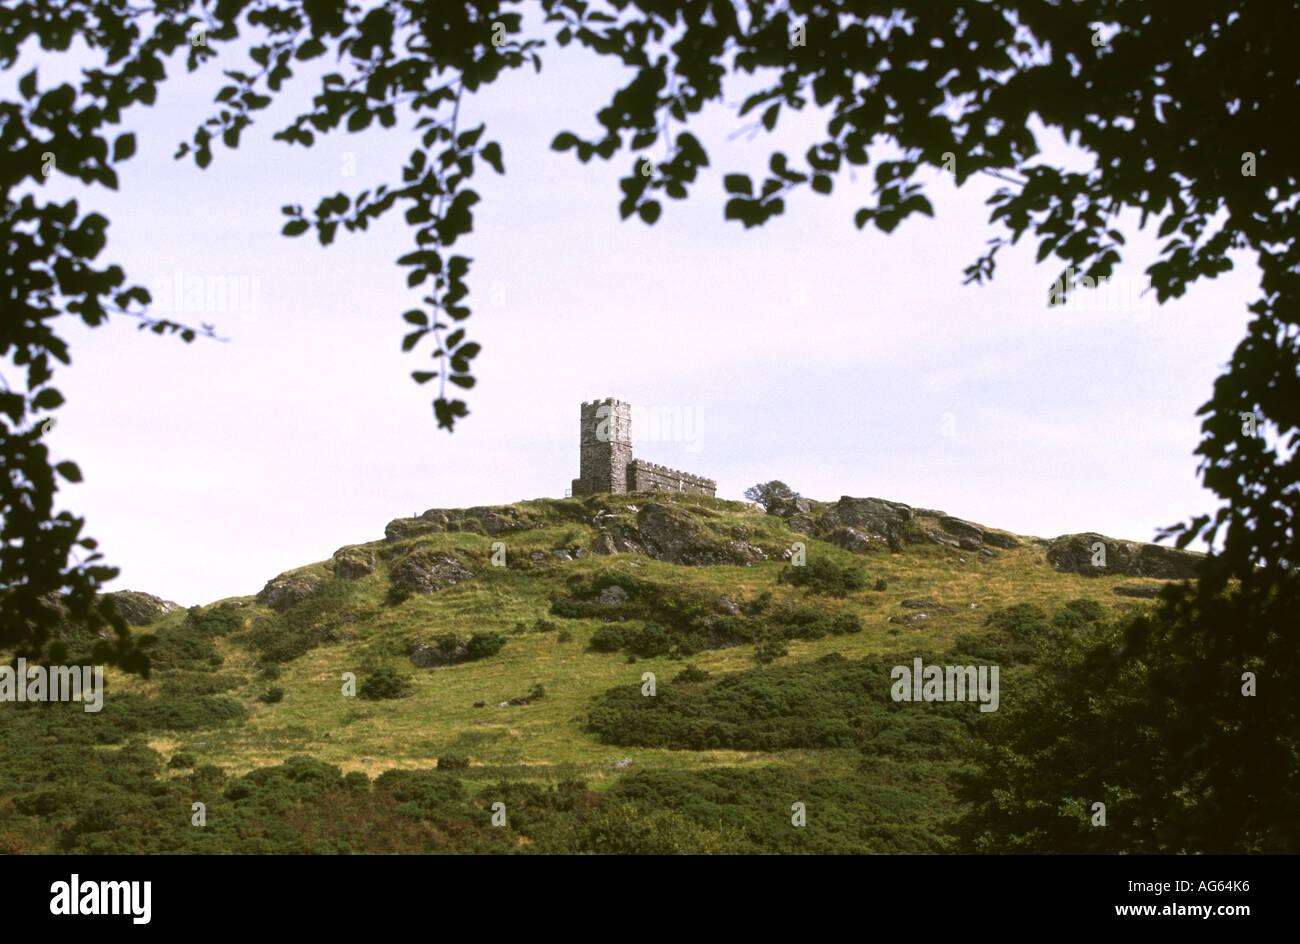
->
[12,12,1258,607]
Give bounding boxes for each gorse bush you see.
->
[948,630,1019,666]
[753,638,788,664]
[552,799,750,854]
[106,695,247,736]
[0,696,243,750]
[861,711,969,760]
[374,768,467,823]
[673,664,710,683]
[580,592,861,659]
[589,650,974,752]
[69,797,132,839]
[159,672,240,697]
[240,578,363,666]
[411,631,508,665]
[1062,597,1106,623]
[188,603,245,636]
[778,557,868,596]
[552,572,717,632]
[630,624,670,658]
[464,632,505,661]
[949,601,1115,668]
[705,615,765,646]
[983,603,1048,640]
[831,613,864,635]
[586,632,1018,761]
[768,605,863,639]
[359,666,411,701]
[340,771,371,793]
[144,605,245,670]
[602,766,954,854]
[589,625,628,652]
[557,574,845,659]
[241,620,314,665]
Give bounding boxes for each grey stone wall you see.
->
[629,460,716,496]
[570,398,715,498]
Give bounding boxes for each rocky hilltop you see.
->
[247,492,1203,606]
[101,590,182,626]
[765,495,1201,579]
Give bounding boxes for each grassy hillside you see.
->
[0,492,1181,854]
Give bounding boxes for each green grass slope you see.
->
[0,493,1181,854]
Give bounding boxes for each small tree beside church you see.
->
[744,481,799,513]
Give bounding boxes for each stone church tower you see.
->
[572,398,632,496]
[570,398,715,498]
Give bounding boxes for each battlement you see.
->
[629,459,716,494]
[579,398,631,445]
[570,398,715,498]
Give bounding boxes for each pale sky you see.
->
[11,11,1257,606]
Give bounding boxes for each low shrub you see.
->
[374,768,467,822]
[983,603,1048,641]
[948,632,1014,665]
[705,615,765,645]
[342,771,371,792]
[1061,597,1106,623]
[754,638,789,664]
[589,625,628,652]
[145,613,231,670]
[630,624,670,658]
[359,666,412,701]
[673,664,710,683]
[410,631,508,667]
[465,632,505,661]
[159,673,241,698]
[778,557,868,596]
[126,695,247,732]
[831,613,864,635]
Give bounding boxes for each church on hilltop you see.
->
[569,398,716,498]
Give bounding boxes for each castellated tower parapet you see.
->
[570,398,715,498]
